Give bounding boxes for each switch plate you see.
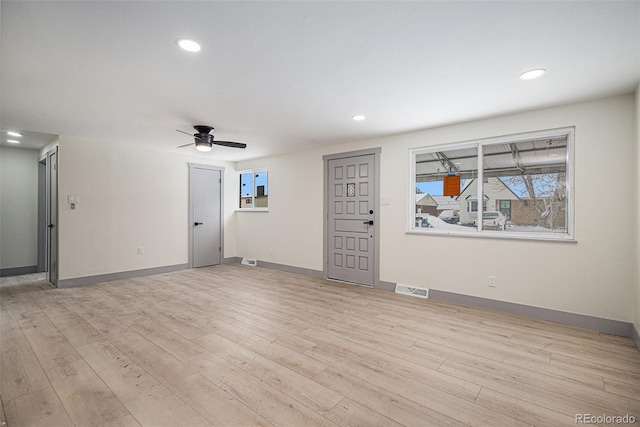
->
[137,247,144,255]
[488,275,496,287]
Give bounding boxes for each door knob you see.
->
[48,224,55,228]
[194,222,203,226]
[363,220,374,225]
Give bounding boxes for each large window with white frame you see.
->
[239,169,268,210]
[409,127,574,240]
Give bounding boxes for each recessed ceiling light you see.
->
[7,131,22,137]
[520,69,546,80]
[7,139,20,144]
[352,115,366,121]
[176,38,201,52]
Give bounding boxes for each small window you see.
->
[409,127,574,241]
[239,169,268,209]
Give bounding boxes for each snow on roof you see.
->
[431,195,460,210]
[416,193,437,206]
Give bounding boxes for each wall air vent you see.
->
[395,284,429,299]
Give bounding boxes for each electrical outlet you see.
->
[488,275,496,287]
[137,246,144,255]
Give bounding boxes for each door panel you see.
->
[327,154,375,286]
[190,166,222,268]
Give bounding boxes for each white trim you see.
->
[406,228,577,242]
[477,143,484,232]
[238,168,269,210]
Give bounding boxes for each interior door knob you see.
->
[194,222,203,226]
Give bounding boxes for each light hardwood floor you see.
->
[1,265,639,426]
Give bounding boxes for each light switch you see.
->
[68,195,80,210]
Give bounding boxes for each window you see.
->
[469,199,487,212]
[239,169,268,210]
[409,127,574,240]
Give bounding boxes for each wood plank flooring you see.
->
[1,265,639,426]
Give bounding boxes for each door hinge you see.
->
[219,246,222,251]
[219,179,221,183]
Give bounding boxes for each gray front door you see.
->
[327,153,375,286]
[189,164,223,268]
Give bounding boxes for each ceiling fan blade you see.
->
[212,140,247,149]
[176,142,194,148]
[176,129,194,137]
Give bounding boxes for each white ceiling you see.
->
[1,1,639,161]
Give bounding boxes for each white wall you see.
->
[58,137,237,279]
[237,94,637,323]
[635,84,640,338]
[0,146,40,269]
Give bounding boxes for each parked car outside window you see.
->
[475,211,506,230]
[438,210,459,224]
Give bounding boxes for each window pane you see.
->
[483,136,568,233]
[254,171,268,208]
[240,172,253,208]
[415,146,478,230]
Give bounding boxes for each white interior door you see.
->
[327,153,376,286]
[189,164,223,268]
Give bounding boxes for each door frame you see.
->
[41,147,59,286]
[37,159,46,272]
[188,163,225,269]
[323,147,381,288]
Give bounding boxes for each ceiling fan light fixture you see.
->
[352,115,366,121]
[195,141,212,152]
[520,68,546,80]
[176,38,201,53]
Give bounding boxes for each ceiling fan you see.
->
[176,125,247,152]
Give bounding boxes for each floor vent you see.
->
[241,258,258,267]
[395,284,429,299]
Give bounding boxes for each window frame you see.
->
[408,127,575,242]
[237,168,269,212]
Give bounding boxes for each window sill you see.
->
[406,228,576,243]
[236,208,269,212]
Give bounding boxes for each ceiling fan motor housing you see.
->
[194,125,214,134]
[196,134,214,144]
